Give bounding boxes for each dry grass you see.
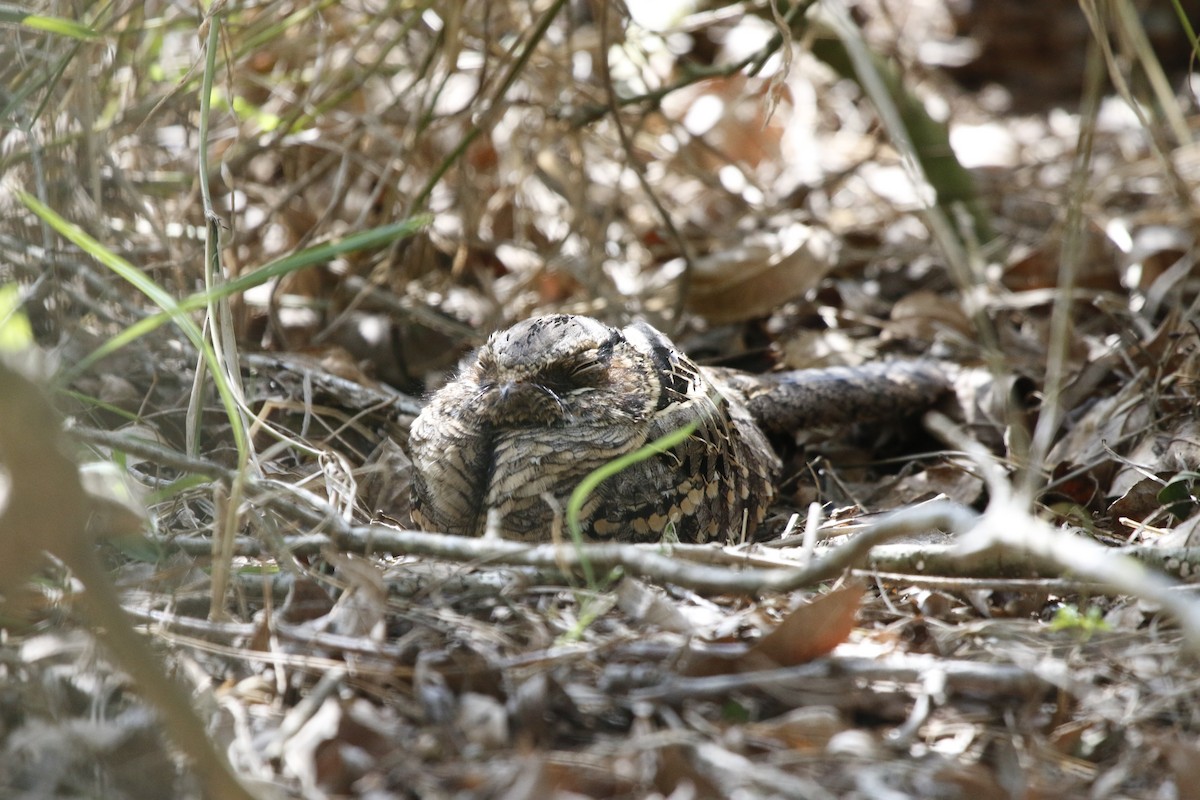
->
[4,0,1200,797]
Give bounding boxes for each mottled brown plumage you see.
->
[408,315,947,543]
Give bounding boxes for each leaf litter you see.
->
[5,0,1200,797]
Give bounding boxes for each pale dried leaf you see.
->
[744,705,848,750]
[687,224,837,323]
[616,577,695,635]
[883,289,974,343]
[1110,417,1200,499]
[869,463,984,508]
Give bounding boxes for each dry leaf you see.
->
[1047,380,1147,485]
[359,437,415,522]
[749,581,863,667]
[1002,220,1121,292]
[1156,513,1200,547]
[1110,417,1200,500]
[324,551,388,640]
[616,577,694,635]
[744,705,847,750]
[883,289,974,343]
[1107,475,1168,524]
[870,463,984,508]
[687,224,837,323]
[656,743,724,798]
[1042,461,1101,510]
[1167,738,1200,800]
[776,328,876,370]
[278,577,336,624]
[682,582,863,676]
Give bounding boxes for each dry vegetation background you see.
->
[5,0,1200,797]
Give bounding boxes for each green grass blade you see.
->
[0,7,100,40]
[566,421,698,585]
[17,191,249,459]
[68,215,430,377]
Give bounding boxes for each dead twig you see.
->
[628,654,1048,705]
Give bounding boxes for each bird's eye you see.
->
[537,356,605,393]
[538,366,578,393]
[570,359,604,378]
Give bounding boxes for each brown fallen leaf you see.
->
[655,743,725,798]
[749,580,864,667]
[743,705,848,751]
[1001,220,1121,292]
[870,463,985,509]
[1107,474,1169,524]
[683,581,864,676]
[686,223,837,324]
[883,289,974,344]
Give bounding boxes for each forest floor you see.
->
[4,1,1200,797]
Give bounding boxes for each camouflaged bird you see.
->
[408,314,948,543]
